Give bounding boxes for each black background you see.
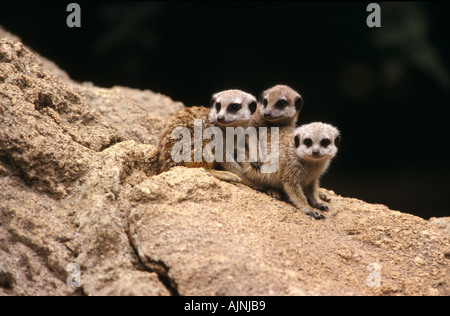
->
[1,1,449,218]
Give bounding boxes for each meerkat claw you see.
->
[319,192,331,202]
[251,161,263,172]
[266,189,282,200]
[307,210,325,220]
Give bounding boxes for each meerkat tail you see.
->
[207,169,242,183]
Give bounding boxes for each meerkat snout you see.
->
[294,122,341,161]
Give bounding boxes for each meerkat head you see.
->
[259,85,303,125]
[293,122,341,161]
[209,89,257,127]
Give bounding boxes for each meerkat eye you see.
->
[303,138,313,147]
[320,138,331,148]
[228,103,241,113]
[294,135,300,148]
[263,99,268,107]
[275,100,288,109]
[215,102,221,112]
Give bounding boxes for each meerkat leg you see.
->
[315,181,331,209]
[304,180,329,211]
[283,183,325,220]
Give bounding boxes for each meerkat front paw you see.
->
[305,209,326,220]
[313,202,329,212]
[266,189,282,200]
[250,161,263,172]
[307,198,329,212]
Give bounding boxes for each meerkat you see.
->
[245,85,303,173]
[158,89,257,182]
[238,122,341,219]
[250,84,303,128]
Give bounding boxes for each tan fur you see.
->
[158,106,212,173]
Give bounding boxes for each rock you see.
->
[0,33,449,296]
[429,217,450,237]
[0,176,77,296]
[129,168,450,296]
[0,36,179,296]
[0,26,72,83]
[93,271,170,296]
[0,38,111,198]
[76,84,184,147]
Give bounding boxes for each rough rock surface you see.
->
[0,33,449,296]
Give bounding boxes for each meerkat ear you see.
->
[259,91,267,106]
[210,96,216,108]
[295,96,304,111]
[334,135,342,147]
[249,101,257,115]
[294,135,301,148]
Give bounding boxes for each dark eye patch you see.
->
[215,102,221,112]
[294,135,300,148]
[275,99,288,109]
[320,138,331,148]
[303,138,313,147]
[228,103,242,113]
[263,99,268,107]
[249,101,257,114]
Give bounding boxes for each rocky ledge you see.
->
[0,31,449,296]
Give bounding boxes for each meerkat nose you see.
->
[264,112,272,118]
[312,149,320,156]
[217,116,225,122]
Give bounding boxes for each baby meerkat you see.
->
[239,122,341,219]
[246,85,303,172]
[158,89,257,182]
[250,85,304,128]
